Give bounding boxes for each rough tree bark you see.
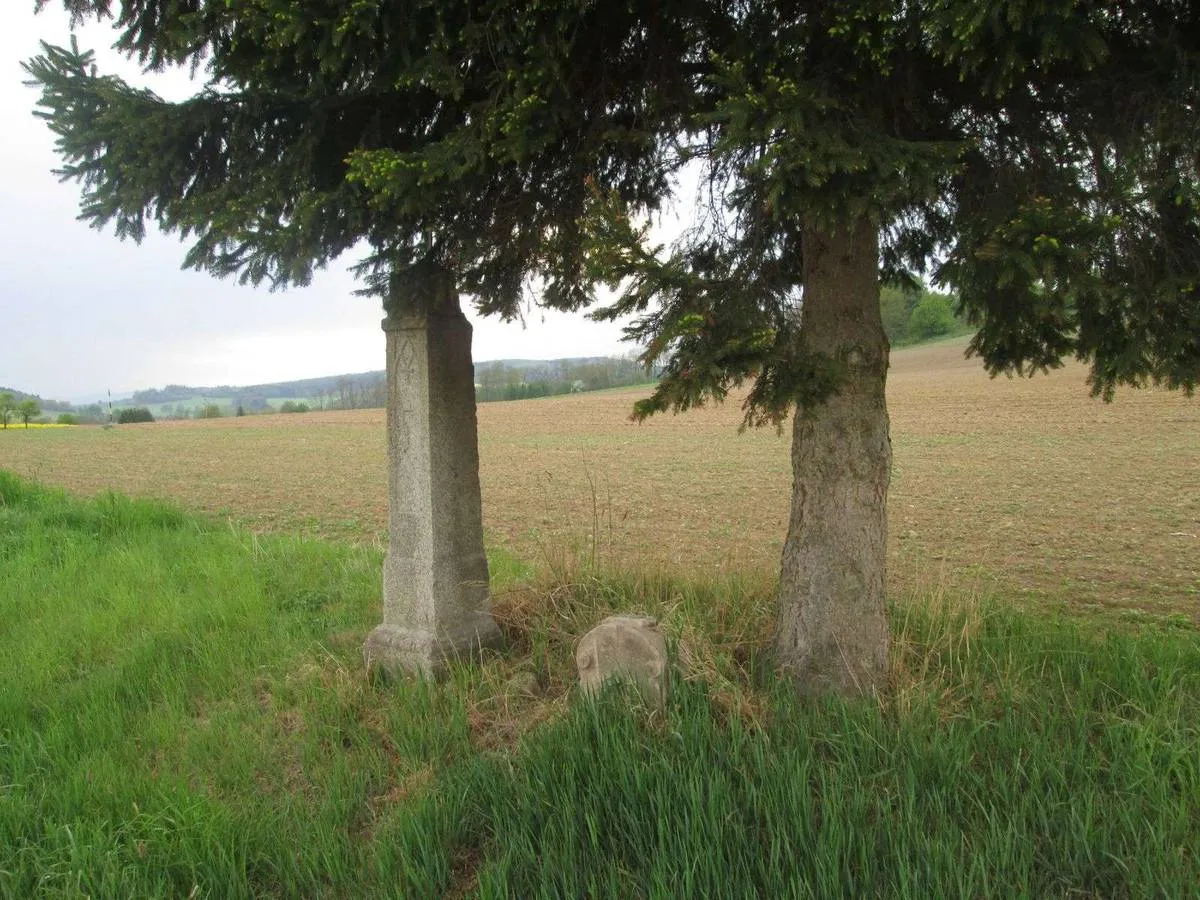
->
[774,218,892,697]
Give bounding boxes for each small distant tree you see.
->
[0,393,14,429]
[198,404,223,419]
[908,293,958,340]
[18,399,41,428]
[335,377,354,411]
[235,404,246,417]
[369,377,387,408]
[56,413,79,425]
[116,407,154,424]
[879,286,916,345]
[279,400,309,414]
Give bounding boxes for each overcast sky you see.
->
[1,5,636,402]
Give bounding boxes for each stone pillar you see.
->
[364,290,501,677]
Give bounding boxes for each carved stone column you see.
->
[364,286,501,676]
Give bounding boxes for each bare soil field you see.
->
[3,338,1196,617]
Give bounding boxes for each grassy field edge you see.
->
[1,472,1197,897]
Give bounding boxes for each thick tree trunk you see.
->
[774,218,892,697]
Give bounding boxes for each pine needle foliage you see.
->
[28,0,697,317]
[580,1,1200,419]
[28,2,1199,415]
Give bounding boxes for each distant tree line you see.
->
[0,392,42,429]
[9,327,964,426]
[129,371,388,408]
[474,356,651,403]
[117,407,155,424]
[880,286,970,347]
[317,375,388,411]
[10,324,977,425]
[68,403,108,424]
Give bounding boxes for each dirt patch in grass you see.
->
[445,844,484,900]
[3,338,1196,617]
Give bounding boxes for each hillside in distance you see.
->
[129,371,384,406]
[122,355,651,413]
[0,386,73,413]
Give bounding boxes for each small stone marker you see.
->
[576,615,669,706]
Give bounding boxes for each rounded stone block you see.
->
[576,615,669,706]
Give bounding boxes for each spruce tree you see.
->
[575,1,1198,694]
[30,2,1199,695]
[28,0,694,315]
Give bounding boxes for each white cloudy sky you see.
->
[1,4,637,402]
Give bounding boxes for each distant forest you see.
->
[474,356,649,402]
[6,355,654,424]
[0,388,73,414]
[128,355,652,416]
[130,370,388,414]
[10,288,965,424]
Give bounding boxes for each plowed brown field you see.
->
[3,338,1197,617]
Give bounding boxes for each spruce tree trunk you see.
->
[774,218,892,697]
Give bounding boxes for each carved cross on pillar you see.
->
[364,287,501,676]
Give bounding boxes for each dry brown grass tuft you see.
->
[887,579,987,719]
[356,763,436,845]
[480,544,779,742]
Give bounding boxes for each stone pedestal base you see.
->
[365,614,501,678]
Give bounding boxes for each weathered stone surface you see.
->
[576,615,669,706]
[504,669,541,697]
[364,290,501,678]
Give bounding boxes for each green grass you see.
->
[1,471,1197,897]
